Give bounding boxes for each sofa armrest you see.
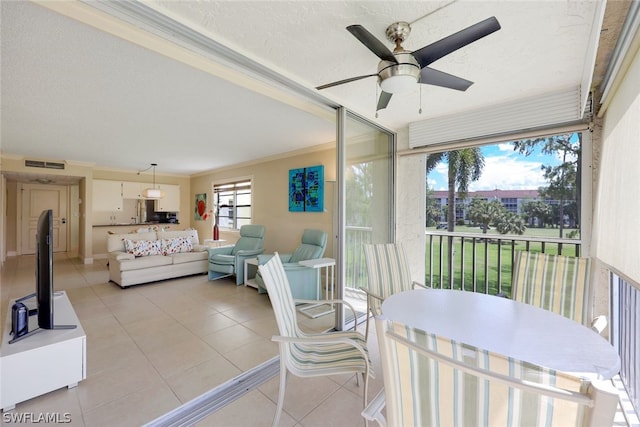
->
[192,244,208,252]
[109,251,135,261]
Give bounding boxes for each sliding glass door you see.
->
[335,108,395,331]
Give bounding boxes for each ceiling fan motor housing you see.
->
[377,52,420,93]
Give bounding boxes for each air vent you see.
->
[25,160,65,170]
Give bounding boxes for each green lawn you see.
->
[425,226,581,296]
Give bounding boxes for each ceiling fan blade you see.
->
[347,25,397,63]
[377,91,392,111]
[412,16,501,68]
[316,74,378,90]
[420,67,473,91]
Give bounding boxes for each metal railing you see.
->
[344,226,373,291]
[425,230,582,296]
[345,227,583,297]
[611,273,640,419]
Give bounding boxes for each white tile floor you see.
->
[0,253,634,426]
[0,253,383,426]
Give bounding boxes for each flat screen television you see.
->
[9,209,74,343]
[36,208,55,329]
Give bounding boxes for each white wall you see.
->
[592,45,640,286]
[395,127,427,284]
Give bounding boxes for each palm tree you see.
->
[427,148,485,289]
[426,148,485,231]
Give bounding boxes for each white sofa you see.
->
[107,229,208,288]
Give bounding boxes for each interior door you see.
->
[21,183,68,254]
[336,108,395,331]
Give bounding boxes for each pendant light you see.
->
[141,163,165,199]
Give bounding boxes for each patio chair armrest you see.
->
[412,281,430,290]
[591,315,608,334]
[358,287,384,303]
[294,298,360,331]
[361,389,387,427]
[271,334,369,360]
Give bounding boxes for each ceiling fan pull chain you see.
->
[419,85,423,114]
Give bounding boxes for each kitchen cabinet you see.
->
[122,182,146,199]
[93,180,123,211]
[155,184,181,212]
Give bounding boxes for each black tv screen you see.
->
[36,209,54,329]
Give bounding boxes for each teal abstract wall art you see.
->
[289,165,324,212]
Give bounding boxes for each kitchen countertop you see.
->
[93,222,179,227]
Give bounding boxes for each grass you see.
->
[425,226,581,296]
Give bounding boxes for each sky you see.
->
[427,141,568,192]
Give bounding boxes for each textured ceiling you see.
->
[0,0,620,179]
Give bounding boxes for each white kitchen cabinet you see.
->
[155,184,181,211]
[122,182,146,199]
[92,180,123,211]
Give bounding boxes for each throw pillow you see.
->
[161,237,193,255]
[123,239,162,257]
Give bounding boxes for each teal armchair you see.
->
[207,224,265,285]
[255,229,327,299]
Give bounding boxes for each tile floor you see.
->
[0,253,383,426]
[0,253,634,426]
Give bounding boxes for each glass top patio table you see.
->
[381,288,620,380]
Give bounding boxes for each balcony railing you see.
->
[425,230,582,296]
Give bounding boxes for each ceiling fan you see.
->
[316,16,501,111]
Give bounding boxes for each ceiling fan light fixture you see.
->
[377,52,420,94]
[380,74,418,93]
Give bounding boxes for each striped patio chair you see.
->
[362,243,428,340]
[366,316,618,427]
[259,253,373,427]
[512,251,606,333]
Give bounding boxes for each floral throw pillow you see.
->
[123,239,162,257]
[161,237,193,255]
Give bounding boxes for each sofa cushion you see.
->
[124,239,162,256]
[118,254,172,271]
[172,251,208,265]
[108,231,157,253]
[161,237,193,255]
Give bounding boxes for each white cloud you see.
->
[497,142,514,152]
[469,155,546,191]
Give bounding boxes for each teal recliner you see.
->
[255,229,327,299]
[207,224,265,285]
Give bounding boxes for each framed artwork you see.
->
[289,165,324,212]
[194,193,207,220]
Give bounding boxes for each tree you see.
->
[467,198,504,233]
[425,188,442,227]
[494,211,526,235]
[426,148,485,232]
[521,200,552,228]
[513,133,581,237]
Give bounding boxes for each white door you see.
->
[21,184,68,254]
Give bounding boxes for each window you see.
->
[213,180,252,230]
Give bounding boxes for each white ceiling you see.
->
[0,0,611,178]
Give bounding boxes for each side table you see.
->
[297,258,336,319]
[244,257,260,289]
[204,239,226,247]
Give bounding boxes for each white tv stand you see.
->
[0,291,86,412]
